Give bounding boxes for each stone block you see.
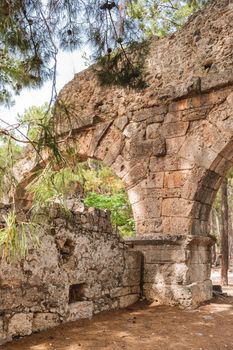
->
[179,130,219,170]
[143,282,191,306]
[165,136,186,154]
[190,219,209,236]
[123,162,147,187]
[136,218,163,234]
[114,116,128,130]
[162,198,194,217]
[144,279,212,308]
[132,197,162,221]
[163,217,193,236]
[66,301,93,322]
[186,263,211,284]
[150,154,194,172]
[103,135,124,166]
[123,122,139,138]
[189,280,213,307]
[129,137,166,159]
[110,286,140,298]
[133,106,167,122]
[141,172,164,189]
[0,318,5,344]
[144,261,211,286]
[119,294,139,308]
[88,121,113,157]
[189,246,211,264]
[144,262,188,284]
[94,126,122,161]
[173,76,201,100]
[164,170,188,188]
[182,106,210,121]
[127,184,144,205]
[8,313,33,337]
[219,139,233,162]
[211,156,232,176]
[142,246,186,264]
[124,251,142,270]
[32,313,60,332]
[122,269,141,287]
[164,111,182,123]
[201,70,233,92]
[161,121,189,138]
[146,123,160,139]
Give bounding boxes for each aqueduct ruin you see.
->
[1,0,233,344]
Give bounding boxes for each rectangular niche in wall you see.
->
[68,283,86,304]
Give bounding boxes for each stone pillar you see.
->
[127,182,164,236]
[126,235,213,308]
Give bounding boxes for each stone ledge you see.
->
[125,235,214,247]
[201,70,233,94]
[171,70,233,102]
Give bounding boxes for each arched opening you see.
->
[184,137,233,292]
[209,168,233,290]
[76,159,136,238]
[26,158,136,239]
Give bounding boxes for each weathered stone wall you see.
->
[11,0,233,311]
[0,203,141,345]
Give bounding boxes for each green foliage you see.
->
[17,103,63,163]
[0,50,31,106]
[0,136,22,199]
[0,0,213,102]
[0,104,62,203]
[128,0,211,37]
[96,41,149,89]
[26,159,136,237]
[18,103,52,142]
[78,161,135,236]
[26,165,81,207]
[84,192,135,237]
[79,160,124,194]
[0,210,40,262]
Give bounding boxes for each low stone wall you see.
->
[0,202,215,345]
[0,204,142,345]
[126,235,213,308]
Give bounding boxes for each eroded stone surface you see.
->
[0,203,141,345]
[126,235,213,308]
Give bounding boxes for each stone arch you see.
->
[171,91,233,236]
[15,92,168,235]
[12,0,233,307]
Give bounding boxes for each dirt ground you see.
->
[2,272,233,350]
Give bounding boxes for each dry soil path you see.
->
[1,290,233,350]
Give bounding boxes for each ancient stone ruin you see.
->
[0,202,141,344]
[1,0,233,345]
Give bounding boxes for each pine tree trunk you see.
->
[210,209,217,264]
[214,208,221,240]
[228,208,233,262]
[213,208,221,266]
[221,178,229,285]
